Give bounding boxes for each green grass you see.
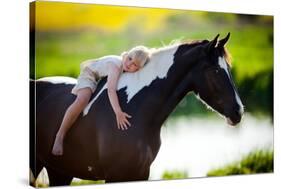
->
[161,170,189,180]
[207,149,273,176]
[70,179,105,186]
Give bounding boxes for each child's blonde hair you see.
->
[122,46,151,68]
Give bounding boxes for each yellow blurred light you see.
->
[34,1,176,32]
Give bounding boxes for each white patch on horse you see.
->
[235,92,244,115]
[218,56,244,115]
[87,166,93,172]
[38,76,77,85]
[83,45,179,116]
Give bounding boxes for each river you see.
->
[150,113,273,179]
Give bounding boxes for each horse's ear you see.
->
[206,34,220,52]
[217,32,230,48]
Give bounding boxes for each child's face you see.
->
[122,55,141,73]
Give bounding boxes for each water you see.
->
[36,114,273,184]
[150,113,273,179]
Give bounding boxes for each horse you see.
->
[30,33,244,186]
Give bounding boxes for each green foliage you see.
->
[161,170,188,180]
[35,182,48,188]
[70,179,105,186]
[239,70,273,117]
[207,150,273,176]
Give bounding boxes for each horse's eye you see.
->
[206,67,220,74]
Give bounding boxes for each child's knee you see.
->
[76,96,89,107]
[74,88,91,107]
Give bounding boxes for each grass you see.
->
[161,170,189,180]
[207,149,273,176]
[70,179,105,186]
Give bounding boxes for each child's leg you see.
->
[52,88,92,155]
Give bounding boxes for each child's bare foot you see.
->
[52,136,64,155]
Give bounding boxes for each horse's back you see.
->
[35,77,76,104]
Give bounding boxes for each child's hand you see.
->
[115,110,132,130]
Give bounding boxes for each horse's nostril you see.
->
[234,109,242,122]
[234,110,242,122]
[227,110,242,126]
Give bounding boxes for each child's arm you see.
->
[107,64,132,130]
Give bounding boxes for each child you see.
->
[52,46,151,155]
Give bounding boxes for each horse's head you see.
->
[181,33,244,126]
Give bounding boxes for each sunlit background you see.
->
[31,1,273,187]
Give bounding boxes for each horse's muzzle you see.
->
[226,109,242,126]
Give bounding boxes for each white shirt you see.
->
[80,55,123,80]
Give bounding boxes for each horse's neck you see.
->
[123,44,194,128]
[131,44,196,129]
[151,78,194,129]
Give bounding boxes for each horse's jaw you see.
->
[194,93,243,126]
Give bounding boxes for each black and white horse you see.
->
[30,33,243,186]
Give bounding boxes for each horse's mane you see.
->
[181,39,232,66]
[148,38,232,66]
[222,47,232,66]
